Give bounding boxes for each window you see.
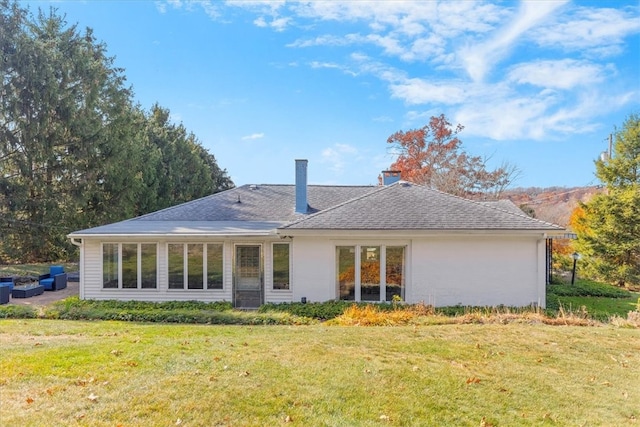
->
[102,243,157,289]
[103,244,118,289]
[188,244,204,289]
[337,246,356,300]
[272,243,290,290]
[168,243,225,290]
[336,245,405,302]
[207,244,223,289]
[386,246,405,301]
[168,244,184,289]
[361,246,380,301]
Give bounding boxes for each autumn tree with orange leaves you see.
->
[387,114,519,198]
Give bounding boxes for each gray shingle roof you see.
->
[281,182,563,231]
[133,184,374,222]
[69,182,563,237]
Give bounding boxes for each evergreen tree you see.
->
[0,3,233,262]
[573,114,640,287]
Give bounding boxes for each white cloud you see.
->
[389,78,467,105]
[321,143,358,175]
[532,6,640,55]
[242,133,265,141]
[508,59,608,90]
[459,0,569,81]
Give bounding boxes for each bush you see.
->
[0,305,37,319]
[547,279,632,298]
[41,298,312,325]
[259,300,403,320]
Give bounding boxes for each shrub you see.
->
[0,305,37,319]
[547,279,632,298]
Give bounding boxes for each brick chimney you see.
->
[295,159,308,213]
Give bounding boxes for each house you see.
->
[68,160,565,308]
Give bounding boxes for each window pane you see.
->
[188,244,204,289]
[386,246,405,301]
[337,246,355,301]
[168,244,184,289]
[273,243,290,290]
[361,246,380,301]
[141,244,157,289]
[122,244,137,289]
[103,243,118,289]
[207,244,223,289]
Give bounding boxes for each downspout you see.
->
[69,237,84,300]
[537,235,547,309]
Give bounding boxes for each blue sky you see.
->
[25,0,640,188]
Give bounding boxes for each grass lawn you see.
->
[1,320,639,426]
[549,294,640,320]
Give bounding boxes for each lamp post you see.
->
[571,252,580,285]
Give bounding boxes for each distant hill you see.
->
[502,186,603,227]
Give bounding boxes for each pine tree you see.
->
[574,114,640,287]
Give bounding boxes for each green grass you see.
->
[1,320,639,426]
[0,262,78,277]
[547,279,639,321]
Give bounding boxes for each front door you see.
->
[234,245,262,309]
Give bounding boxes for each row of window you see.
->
[102,242,405,302]
[102,243,290,291]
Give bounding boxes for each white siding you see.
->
[290,234,546,308]
[79,233,547,307]
[409,236,544,307]
[80,237,293,304]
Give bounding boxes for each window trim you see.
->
[101,242,158,290]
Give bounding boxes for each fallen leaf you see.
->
[34,342,42,346]
[87,393,99,402]
[480,416,494,427]
[466,377,481,384]
[26,397,34,404]
[239,371,250,377]
[110,349,122,356]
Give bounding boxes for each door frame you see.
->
[233,243,263,309]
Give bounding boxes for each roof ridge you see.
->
[283,183,389,227]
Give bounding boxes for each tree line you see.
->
[0,1,233,262]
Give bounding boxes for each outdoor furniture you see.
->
[39,265,68,291]
[0,276,15,291]
[0,283,10,304]
[11,283,45,298]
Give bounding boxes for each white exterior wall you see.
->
[80,237,291,303]
[408,236,545,307]
[79,233,547,307]
[289,234,546,308]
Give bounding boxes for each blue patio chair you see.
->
[39,265,68,291]
[0,276,15,291]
